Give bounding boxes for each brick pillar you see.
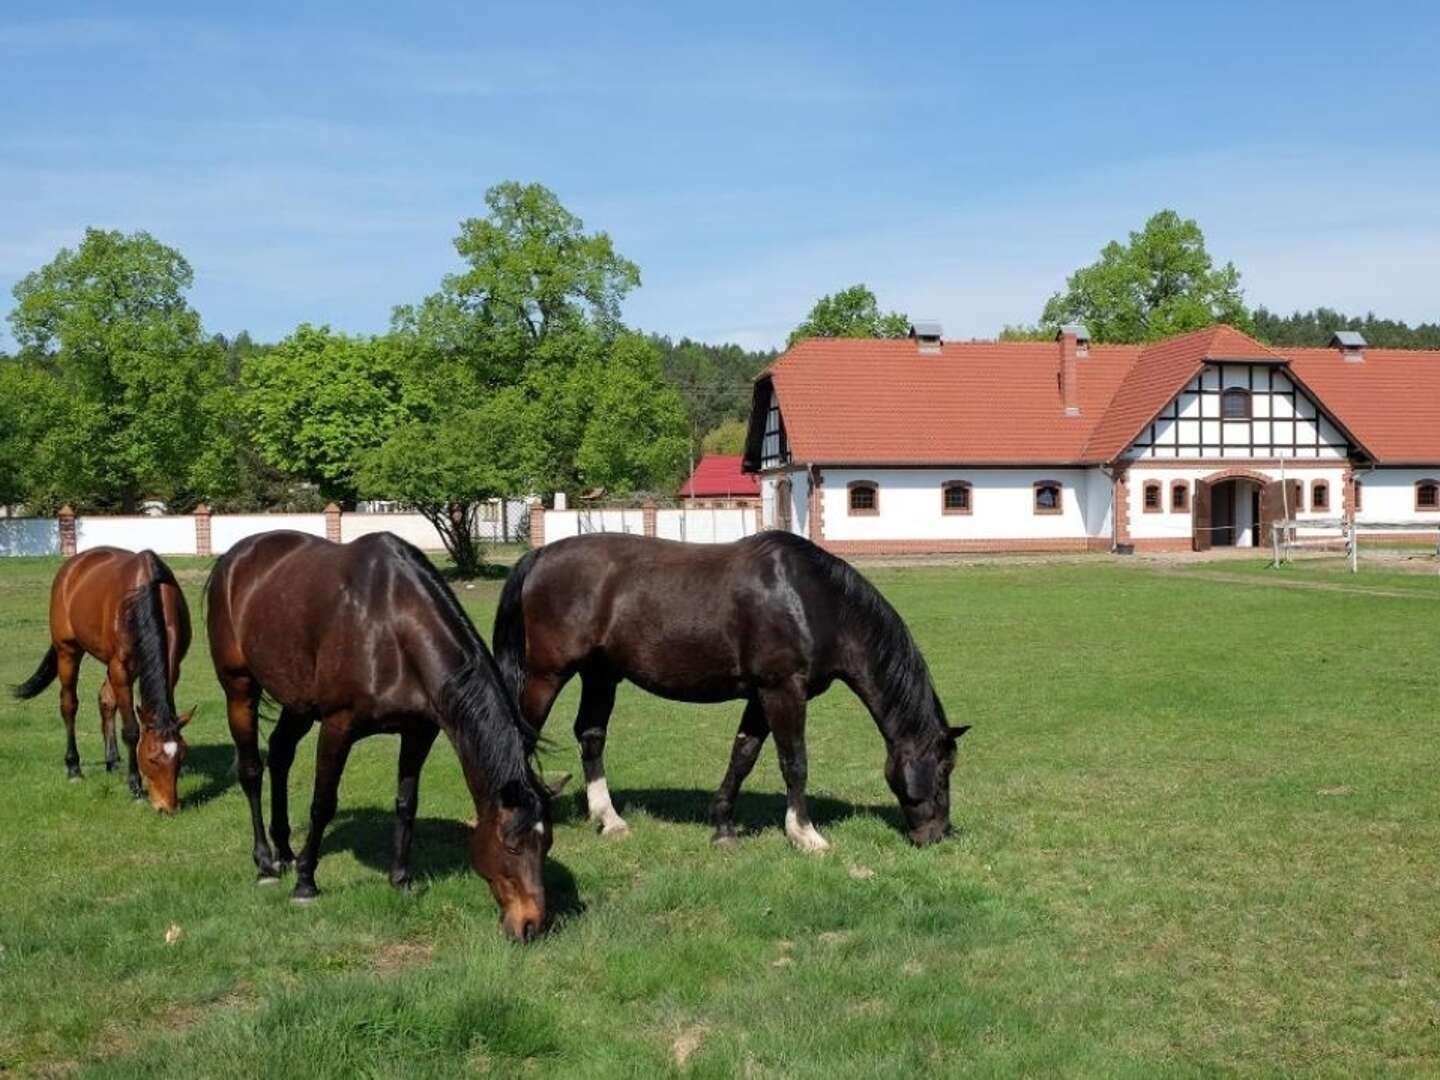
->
[324,503,342,543]
[1113,467,1131,548]
[58,505,77,557]
[194,503,212,557]
[1342,463,1356,516]
[807,468,824,542]
[528,499,545,549]
[642,501,657,538]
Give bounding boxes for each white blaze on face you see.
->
[163,741,178,759]
[534,821,545,835]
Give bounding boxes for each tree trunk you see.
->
[420,501,485,577]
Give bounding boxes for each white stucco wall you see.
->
[1355,468,1440,528]
[76,515,199,555]
[340,512,446,550]
[819,469,1099,541]
[760,468,810,536]
[210,514,327,555]
[1126,464,1348,544]
[656,507,757,543]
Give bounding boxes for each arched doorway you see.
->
[1193,471,1302,551]
[1208,478,1262,547]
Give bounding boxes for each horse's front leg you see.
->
[98,680,119,772]
[761,685,829,853]
[292,712,354,902]
[710,697,770,845]
[108,663,143,800]
[391,723,439,888]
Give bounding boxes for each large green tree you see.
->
[1040,210,1251,343]
[6,228,226,510]
[651,335,774,448]
[243,325,416,502]
[788,284,909,347]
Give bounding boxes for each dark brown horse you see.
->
[493,531,967,851]
[13,547,193,812]
[206,530,559,941]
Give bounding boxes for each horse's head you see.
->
[470,773,567,942]
[884,723,969,846]
[136,707,194,813]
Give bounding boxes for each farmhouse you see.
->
[742,323,1440,554]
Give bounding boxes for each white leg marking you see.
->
[586,777,629,836]
[784,807,830,853]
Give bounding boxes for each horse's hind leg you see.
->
[292,711,354,902]
[574,671,627,836]
[761,685,829,853]
[267,707,315,873]
[98,681,119,772]
[224,680,278,881]
[391,723,439,888]
[57,647,83,780]
[710,697,770,845]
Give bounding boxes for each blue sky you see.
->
[3,1,1439,350]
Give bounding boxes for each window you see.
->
[848,481,879,516]
[1354,480,1363,512]
[1418,480,1440,512]
[1311,480,1329,512]
[1033,481,1062,515]
[1170,481,1190,513]
[1143,481,1162,513]
[941,481,972,515]
[1220,387,1252,420]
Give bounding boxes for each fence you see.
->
[532,502,762,548]
[1272,515,1440,573]
[0,499,530,558]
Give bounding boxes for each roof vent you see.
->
[1058,323,1090,358]
[909,321,943,354]
[1330,330,1366,363]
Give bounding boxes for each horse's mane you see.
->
[123,551,181,736]
[748,531,948,743]
[378,536,543,811]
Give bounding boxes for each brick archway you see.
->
[1198,467,1272,487]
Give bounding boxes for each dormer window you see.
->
[1221,387,1252,420]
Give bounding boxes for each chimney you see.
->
[908,321,943,355]
[1330,329,1366,363]
[1056,323,1089,417]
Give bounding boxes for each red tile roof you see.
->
[758,326,1440,467]
[679,455,760,498]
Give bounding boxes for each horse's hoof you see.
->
[712,832,739,849]
[598,817,630,838]
[389,873,412,890]
[67,771,84,783]
[785,826,831,854]
[105,760,118,773]
[291,883,319,904]
[256,874,281,887]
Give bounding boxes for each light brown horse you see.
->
[13,547,193,812]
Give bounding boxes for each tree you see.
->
[575,335,690,494]
[7,228,224,509]
[1040,210,1251,343]
[1252,306,1440,349]
[243,325,415,502]
[701,417,749,455]
[651,334,774,447]
[788,284,909,347]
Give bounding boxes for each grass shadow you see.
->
[322,809,585,925]
[181,742,241,807]
[603,786,907,839]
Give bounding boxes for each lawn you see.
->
[1,553,1438,1077]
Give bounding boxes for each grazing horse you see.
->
[493,531,968,851]
[205,530,560,941]
[13,547,193,812]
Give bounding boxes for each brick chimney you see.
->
[1056,323,1089,417]
[908,321,943,355]
[1330,330,1366,363]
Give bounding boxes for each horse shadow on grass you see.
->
[179,743,242,808]
[322,809,584,924]
[587,786,908,840]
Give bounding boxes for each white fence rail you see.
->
[537,504,760,547]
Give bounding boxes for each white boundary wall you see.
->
[210,514,327,555]
[656,507,758,543]
[78,515,199,554]
[340,512,444,550]
[0,518,61,556]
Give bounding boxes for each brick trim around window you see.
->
[847,480,879,516]
[1170,480,1190,513]
[1033,480,1063,515]
[1417,479,1440,513]
[1310,479,1330,512]
[940,480,972,515]
[1143,481,1162,513]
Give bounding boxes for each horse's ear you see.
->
[179,707,197,729]
[947,725,972,743]
[544,772,572,798]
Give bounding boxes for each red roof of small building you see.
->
[752,325,1440,467]
[679,455,761,498]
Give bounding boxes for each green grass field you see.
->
[2,553,1438,1077]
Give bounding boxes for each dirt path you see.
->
[1142,566,1440,601]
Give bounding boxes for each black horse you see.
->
[493,530,967,850]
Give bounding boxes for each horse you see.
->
[205,530,562,941]
[492,530,968,851]
[13,547,193,812]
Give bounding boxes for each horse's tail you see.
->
[125,551,180,733]
[493,548,538,704]
[13,646,59,700]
